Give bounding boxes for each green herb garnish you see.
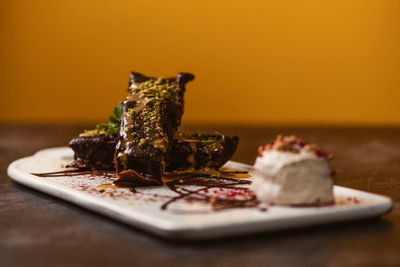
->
[81,102,123,137]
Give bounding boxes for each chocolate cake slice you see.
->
[67,101,123,170]
[67,71,239,182]
[68,134,117,170]
[115,74,194,182]
[68,131,238,172]
[167,132,239,171]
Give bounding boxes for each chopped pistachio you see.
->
[201,139,216,144]
[80,128,108,137]
[127,108,136,116]
[80,102,123,136]
[138,138,147,147]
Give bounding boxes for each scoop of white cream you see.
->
[250,149,333,205]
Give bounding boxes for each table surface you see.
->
[1,124,399,267]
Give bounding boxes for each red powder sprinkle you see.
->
[315,150,327,158]
[203,189,208,193]
[298,140,308,147]
[269,141,275,147]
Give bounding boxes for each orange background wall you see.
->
[1,0,399,125]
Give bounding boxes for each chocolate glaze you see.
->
[115,89,182,179]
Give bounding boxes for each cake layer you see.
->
[68,134,117,170]
[68,132,238,172]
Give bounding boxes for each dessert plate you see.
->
[7,147,393,240]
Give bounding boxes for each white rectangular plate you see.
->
[7,147,393,240]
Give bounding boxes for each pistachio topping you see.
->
[121,78,183,152]
[80,128,108,137]
[201,139,216,144]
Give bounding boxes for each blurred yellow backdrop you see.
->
[1,0,399,125]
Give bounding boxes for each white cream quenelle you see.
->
[250,135,334,206]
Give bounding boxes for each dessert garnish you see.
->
[258,135,332,159]
[251,135,334,206]
[37,71,251,212]
[67,72,239,182]
[80,102,123,137]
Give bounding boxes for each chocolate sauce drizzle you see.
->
[32,169,116,178]
[32,169,260,212]
[162,175,257,211]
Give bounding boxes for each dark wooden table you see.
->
[1,124,399,267]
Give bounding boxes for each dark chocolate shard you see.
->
[175,72,195,97]
[115,169,161,186]
[129,72,154,86]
